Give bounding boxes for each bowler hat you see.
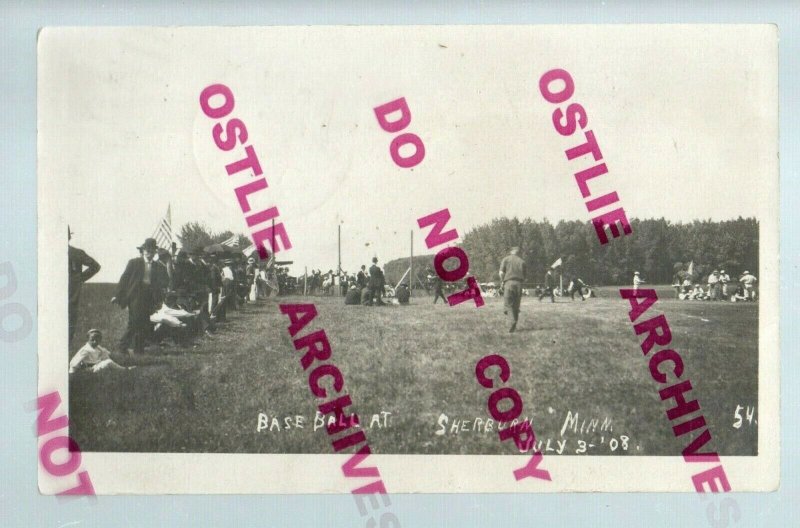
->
[138,238,159,252]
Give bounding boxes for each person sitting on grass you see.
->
[151,291,214,340]
[361,286,373,306]
[395,283,411,304]
[678,278,693,299]
[344,284,361,305]
[731,284,749,302]
[687,284,706,300]
[69,329,133,374]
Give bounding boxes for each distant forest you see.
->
[385,217,759,287]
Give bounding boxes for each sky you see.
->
[38,26,777,282]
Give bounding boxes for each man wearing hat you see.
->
[111,238,169,354]
[245,257,258,301]
[68,227,101,343]
[69,329,130,373]
[719,269,731,299]
[245,256,257,282]
[172,249,195,294]
[206,254,226,321]
[368,257,386,306]
[170,249,200,310]
[357,265,368,289]
[340,270,349,297]
[499,247,526,332]
[538,268,555,303]
[707,270,720,301]
[188,250,211,306]
[220,258,237,311]
[156,248,175,290]
[432,270,446,304]
[740,270,758,301]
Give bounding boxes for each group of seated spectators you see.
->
[147,246,281,350]
[69,235,303,374]
[140,248,278,348]
[674,269,758,302]
[341,257,402,306]
[344,282,409,306]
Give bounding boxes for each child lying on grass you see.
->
[69,329,134,373]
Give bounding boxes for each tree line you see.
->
[386,217,758,287]
[181,217,759,287]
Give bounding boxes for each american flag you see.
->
[220,235,239,248]
[152,204,173,249]
[242,243,275,267]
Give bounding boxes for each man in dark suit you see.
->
[68,228,101,343]
[368,257,386,306]
[356,265,367,289]
[207,255,226,321]
[432,273,446,304]
[111,238,169,354]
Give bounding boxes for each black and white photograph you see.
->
[38,25,779,493]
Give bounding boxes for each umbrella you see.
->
[204,243,227,255]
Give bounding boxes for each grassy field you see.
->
[68,283,758,456]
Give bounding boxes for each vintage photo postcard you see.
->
[38,25,778,494]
